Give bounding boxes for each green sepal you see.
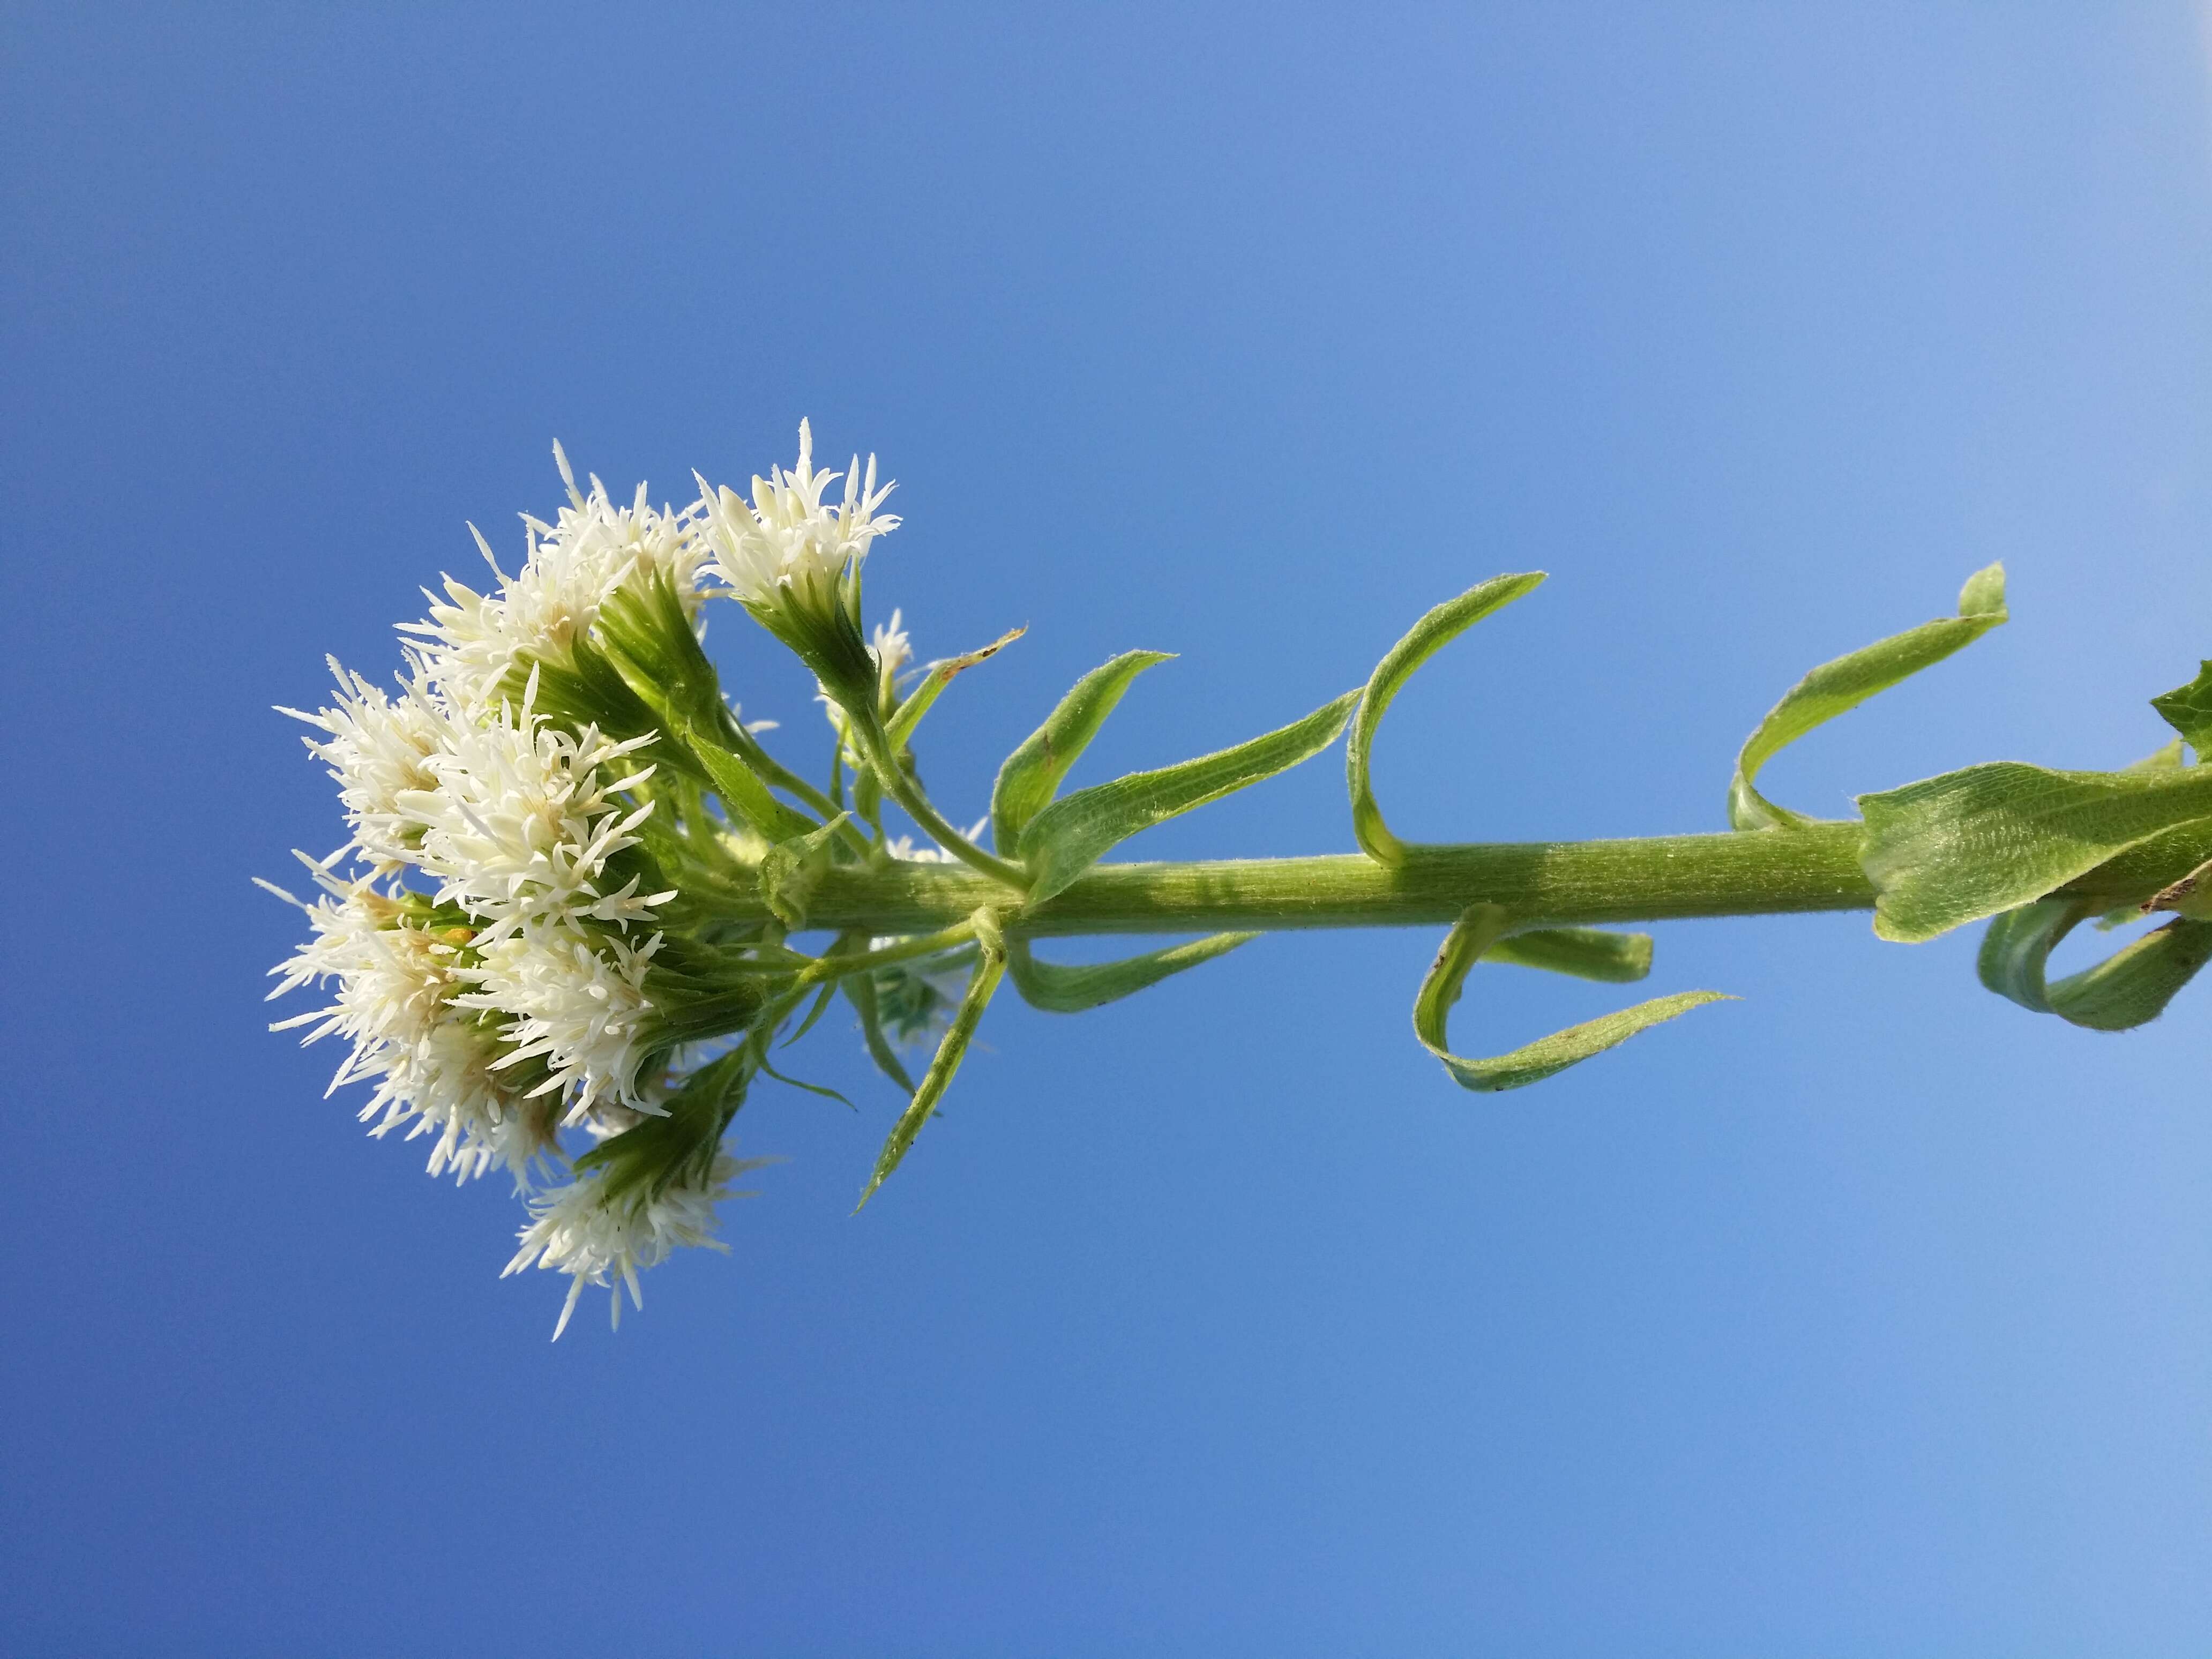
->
[991,649,1176,851]
[758,813,853,931]
[572,1047,758,1204]
[1859,761,2212,943]
[745,562,877,712]
[514,636,704,782]
[857,909,1008,1209]
[1414,903,1730,1093]
[883,626,1027,750]
[1728,564,2007,831]
[1978,898,2212,1030]
[595,573,726,736]
[1347,574,1546,864]
[1004,931,1257,1014]
[678,718,819,844]
[2153,661,2212,758]
[1018,689,1361,903]
[1487,926,1654,984]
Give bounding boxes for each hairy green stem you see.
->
[849,721,1031,890]
[729,819,2212,939]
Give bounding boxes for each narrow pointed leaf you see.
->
[884,626,1027,749]
[843,973,916,1094]
[759,1057,856,1109]
[1859,761,2212,942]
[1005,931,1258,1014]
[1413,904,1729,1093]
[679,718,819,843]
[1019,689,1362,903]
[1978,897,2212,1030]
[991,649,1176,850]
[2153,661,2212,757]
[782,979,838,1046]
[1728,563,2007,831]
[1486,926,1653,984]
[1348,573,1546,864]
[858,910,1007,1208]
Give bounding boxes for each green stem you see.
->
[794,918,980,985]
[850,721,1031,890]
[730,818,2212,939]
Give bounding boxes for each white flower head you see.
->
[400,676,674,941]
[696,419,899,608]
[262,866,555,1185]
[457,917,662,1124]
[406,446,713,716]
[277,659,455,873]
[505,1150,770,1338]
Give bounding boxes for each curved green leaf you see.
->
[1005,931,1257,1014]
[858,909,1007,1209]
[1728,563,2007,831]
[679,718,819,844]
[991,649,1175,852]
[883,625,1027,749]
[1414,904,1730,1093]
[1487,926,1654,984]
[1019,689,1361,904]
[1347,574,1546,864]
[842,972,917,1095]
[1978,898,2212,1030]
[1859,761,2212,943]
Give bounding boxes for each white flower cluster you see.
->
[270,425,891,1332]
[264,865,554,1184]
[407,444,715,716]
[505,1152,771,1337]
[696,417,899,606]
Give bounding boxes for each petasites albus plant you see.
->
[265,423,2212,1335]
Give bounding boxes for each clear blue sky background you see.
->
[8,3,2212,1653]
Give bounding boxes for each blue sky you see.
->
[8,3,2212,1652]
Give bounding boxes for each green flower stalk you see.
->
[265,422,2212,1337]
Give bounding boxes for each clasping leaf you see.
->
[1978,898,2212,1030]
[1005,931,1257,1014]
[1017,688,1361,904]
[1728,564,2007,831]
[1347,574,1546,864]
[1860,762,2212,942]
[992,650,1175,851]
[1413,903,1729,1092]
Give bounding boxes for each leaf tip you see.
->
[1957,562,2007,619]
